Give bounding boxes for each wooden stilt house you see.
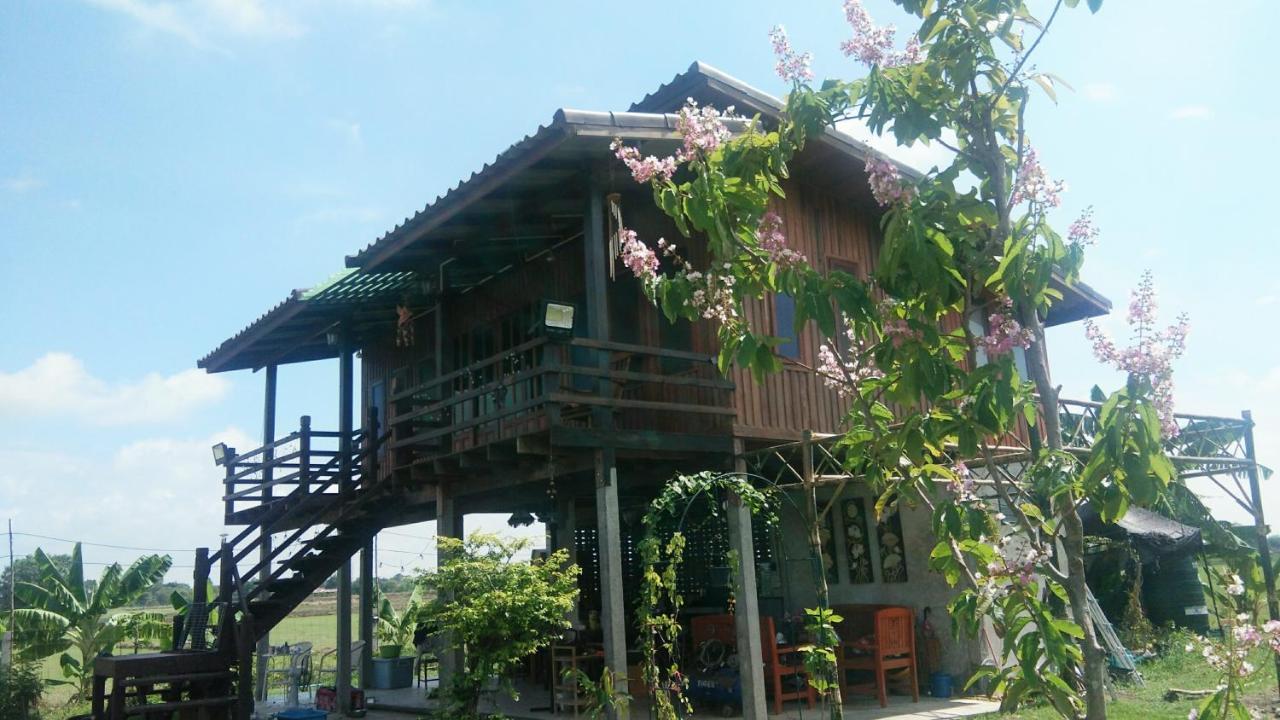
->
[89,62,1267,720]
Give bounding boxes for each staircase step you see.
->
[263,576,312,597]
[123,671,234,687]
[282,553,327,572]
[311,534,363,553]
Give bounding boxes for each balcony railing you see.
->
[386,337,736,468]
[219,418,381,523]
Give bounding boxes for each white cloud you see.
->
[835,119,957,175]
[0,353,229,426]
[1082,82,1117,102]
[81,0,303,49]
[201,0,304,38]
[82,0,206,46]
[0,427,253,579]
[326,118,364,148]
[1170,104,1213,120]
[3,174,44,193]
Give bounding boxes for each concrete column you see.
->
[729,445,767,719]
[594,449,629,719]
[358,542,375,687]
[435,483,464,690]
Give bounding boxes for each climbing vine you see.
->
[635,471,775,719]
[636,470,852,718]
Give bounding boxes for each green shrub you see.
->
[1,662,45,720]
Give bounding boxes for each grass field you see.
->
[974,634,1277,720]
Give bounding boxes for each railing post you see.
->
[299,415,312,495]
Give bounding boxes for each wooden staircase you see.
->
[91,418,391,720]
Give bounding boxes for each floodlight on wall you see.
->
[540,300,576,339]
[211,442,234,466]
[326,329,340,347]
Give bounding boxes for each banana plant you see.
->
[375,585,423,658]
[13,544,171,700]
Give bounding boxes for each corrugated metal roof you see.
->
[202,62,1108,372]
[345,62,910,271]
[197,269,421,372]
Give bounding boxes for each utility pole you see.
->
[4,519,14,671]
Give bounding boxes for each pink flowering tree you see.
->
[1186,572,1280,720]
[605,1,1203,718]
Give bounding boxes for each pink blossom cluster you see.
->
[770,25,814,83]
[865,156,912,207]
[610,138,677,184]
[1085,271,1190,437]
[881,301,923,347]
[756,211,806,266]
[1066,206,1099,246]
[949,460,979,501]
[1186,603,1280,682]
[840,0,923,69]
[675,98,734,162]
[983,543,1051,587]
[610,100,736,184]
[618,227,659,284]
[1009,147,1065,208]
[653,239,741,326]
[975,296,1033,356]
[817,320,881,397]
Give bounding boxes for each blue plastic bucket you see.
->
[930,672,954,698]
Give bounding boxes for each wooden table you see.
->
[92,651,231,720]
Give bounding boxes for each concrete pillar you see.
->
[336,560,353,710]
[435,483,464,690]
[358,542,375,687]
[594,449,629,718]
[729,445,767,719]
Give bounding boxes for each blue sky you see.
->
[0,0,1275,579]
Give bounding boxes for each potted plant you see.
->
[372,587,422,688]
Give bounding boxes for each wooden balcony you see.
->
[386,337,736,472]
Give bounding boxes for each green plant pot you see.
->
[378,645,402,659]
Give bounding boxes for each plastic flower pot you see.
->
[378,644,402,659]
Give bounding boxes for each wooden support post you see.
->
[337,325,355,714]
[1243,410,1280,695]
[359,542,375,687]
[339,327,355,497]
[729,440,767,719]
[223,450,236,521]
[194,547,210,604]
[594,449,629,719]
[256,365,277,702]
[435,483,463,690]
[581,178,613,427]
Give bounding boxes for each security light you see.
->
[541,300,576,339]
[211,442,233,466]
